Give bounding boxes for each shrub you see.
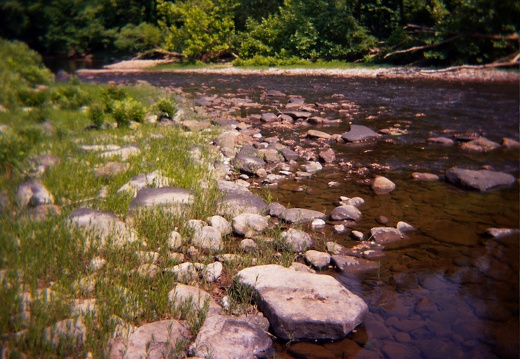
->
[112,98,146,127]
[88,103,105,129]
[101,84,127,114]
[51,80,91,110]
[114,23,163,54]
[154,98,177,118]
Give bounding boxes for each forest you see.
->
[1,0,518,67]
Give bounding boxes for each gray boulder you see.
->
[232,213,269,237]
[190,314,274,359]
[192,226,222,252]
[268,202,286,217]
[261,113,278,123]
[207,215,232,236]
[304,250,331,269]
[330,205,362,222]
[370,227,406,244]
[16,181,54,208]
[235,265,368,341]
[281,228,314,252]
[280,148,299,161]
[371,176,396,194]
[168,284,221,315]
[217,180,268,216]
[445,167,516,191]
[129,187,194,211]
[341,125,380,142]
[279,208,326,224]
[233,154,266,175]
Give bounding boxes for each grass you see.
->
[0,71,304,357]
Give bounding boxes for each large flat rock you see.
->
[235,265,368,341]
[445,167,516,191]
[217,180,268,216]
[341,125,380,142]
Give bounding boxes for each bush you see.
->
[154,98,177,118]
[101,84,127,114]
[51,79,91,110]
[114,23,163,54]
[88,103,105,129]
[112,98,146,127]
[0,126,43,178]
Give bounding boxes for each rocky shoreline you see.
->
[77,61,520,83]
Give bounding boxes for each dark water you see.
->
[77,70,519,358]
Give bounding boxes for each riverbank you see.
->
[77,60,520,83]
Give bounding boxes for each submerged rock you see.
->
[341,125,380,142]
[331,255,380,273]
[445,167,516,191]
[235,265,368,341]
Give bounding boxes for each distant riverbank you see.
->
[77,59,520,83]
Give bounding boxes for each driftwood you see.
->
[420,52,520,73]
[133,49,185,60]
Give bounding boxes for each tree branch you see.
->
[384,34,463,58]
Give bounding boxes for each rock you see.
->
[24,204,61,221]
[397,221,416,233]
[167,231,183,250]
[351,230,364,241]
[187,219,206,233]
[16,181,54,208]
[240,238,258,253]
[100,144,140,160]
[268,202,286,217]
[421,220,479,246]
[233,154,266,175]
[288,342,336,359]
[165,262,201,283]
[412,172,439,181]
[280,148,299,161]
[168,284,220,315]
[311,218,326,228]
[69,208,137,246]
[117,171,172,194]
[217,180,268,216]
[307,130,331,139]
[258,148,283,163]
[427,137,454,145]
[445,167,516,191]
[90,257,106,271]
[207,215,232,236]
[304,161,323,173]
[181,119,211,131]
[214,130,239,154]
[124,320,191,359]
[376,215,389,225]
[333,224,348,234]
[204,262,223,282]
[261,113,278,123]
[279,208,326,224]
[304,250,331,269]
[94,162,129,178]
[31,154,60,173]
[326,241,348,255]
[319,148,336,163]
[190,314,274,359]
[461,137,501,152]
[330,205,362,222]
[502,137,520,149]
[128,187,194,212]
[136,264,159,279]
[285,111,312,120]
[266,90,286,97]
[331,255,380,273]
[45,318,86,347]
[370,227,406,245]
[485,227,520,238]
[235,265,368,341]
[371,176,396,194]
[281,228,314,252]
[192,226,222,252]
[232,213,269,237]
[341,125,380,142]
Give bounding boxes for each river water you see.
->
[77,70,519,358]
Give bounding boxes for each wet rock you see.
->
[94,162,129,178]
[280,208,326,224]
[319,148,336,163]
[331,255,380,273]
[288,342,336,359]
[390,272,419,291]
[460,137,501,152]
[445,167,516,191]
[207,215,232,236]
[192,226,222,252]
[233,154,266,175]
[268,202,286,217]
[341,125,380,142]
[304,250,331,269]
[123,320,191,359]
[235,265,368,341]
[304,161,323,173]
[485,227,520,238]
[285,111,312,120]
[100,144,140,160]
[69,208,137,246]
[333,224,348,234]
[412,172,439,181]
[16,181,54,208]
[427,137,454,145]
[370,227,406,244]
[351,230,364,241]
[129,187,194,212]
[330,205,362,222]
[376,215,389,225]
[190,314,274,359]
[232,213,269,237]
[281,228,314,252]
[382,342,421,359]
[371,176,396,194]
[307,130,331,139]
[217,180,268,216]
[280,148,299,161]
[397,221,416,233]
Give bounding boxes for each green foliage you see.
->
[112,98,146,127]
[51,80,92,110]
[0,126,43,177]
[153,98,177,118]
[114,23,163,54]
[88,102,105,129]
[101,83,127,113]
[158,0,239,61]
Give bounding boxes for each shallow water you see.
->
[78,71,519,358]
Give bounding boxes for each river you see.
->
[76,69,519,359]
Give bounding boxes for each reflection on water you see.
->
[77,70,519,358]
